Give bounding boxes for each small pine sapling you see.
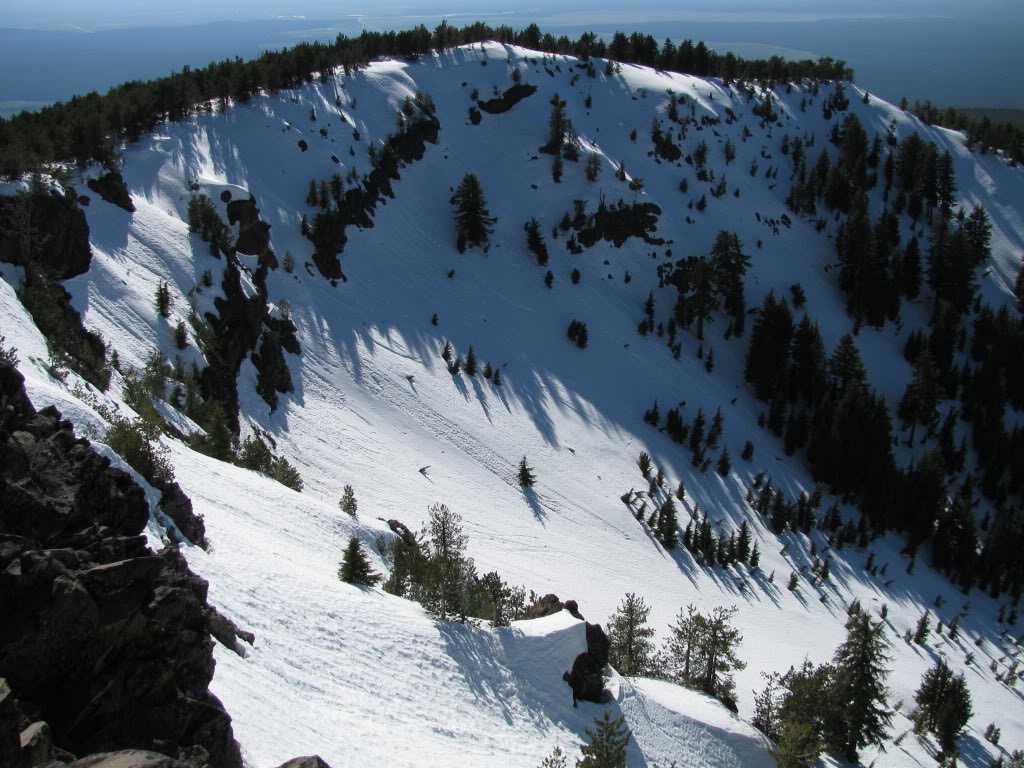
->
[339,484,358,516]
[338,536,381,586]
[518,456,536,487]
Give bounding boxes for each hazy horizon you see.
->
[2,1,1022,116]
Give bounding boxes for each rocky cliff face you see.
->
[0,189,92,280]
[0,360,243,768]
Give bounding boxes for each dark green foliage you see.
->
[16,264,111,391]
[607,593,655,676]
[525,218,549,265]
[741,440,754,461]
[451,173,495,251]
[716,447,731,476]
[155,281,172,318]
[465,345,478,376]
[567,319,589,348]
[914,659,972,756]
[831,610,893,761]
[339,484,358,516]
[657,497,678,548]
[518,456,536,487]
[338,536,382,586]
[913,609,931,644]
[571,268,581,284]
[174,320,188,349]
[577,711,630,768]
[665,604,745,708]
[104,414,175,485]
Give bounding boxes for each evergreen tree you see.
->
[465,345,478,376]
[666,604,745,706]
[338,536,381,586]
[577,711,630,768]
[710,230,751,335]
[717,447,731,477]
[831,610,893,761]
[421,503,470,620]
[752,671,785,742]
[658,497,679,548]
[451,173,496,251]
[585,151,602,182]
[518,456,536,487]
[155,281,172,318]
[607,593,656,676]
[899,349,941,445]
[525,218,549,265]
[339,484,358,516]
[914,609,931,644]
[914,659,973,756]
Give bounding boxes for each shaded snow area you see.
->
[3,42,1024,767]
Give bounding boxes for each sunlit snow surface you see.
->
[4,43,1024,766]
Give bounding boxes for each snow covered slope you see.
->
[3,42,1024,767]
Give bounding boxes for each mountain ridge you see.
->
[2,38,1023,768]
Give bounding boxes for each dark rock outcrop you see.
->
[0,189,92,279]
[523,593,584,620]
[273,757,334,768]
[226,198,275,269]
[476,84,538,115]
[86,173,135,213]
[153,479,208,550]
[562,622,611,706]
[0,360,243,768]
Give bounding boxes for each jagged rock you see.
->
[563,599,584,620]
[154,480,208,550]
[67,750,191,768]
[226,198,275,268]
[273,757,334,768]
[562,622,611,705]
[585,622,610,665]
[0,679,21,768]
[382,519,417,548]
[0,360,243,768]
[86,173,135,213]
[525,593,563,619]
[20,720,52,766]
[208,606,255,657]
[0,189,92,279]
[562,653,606,706]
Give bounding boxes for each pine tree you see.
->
[607,593,656,676]
[716,447,731,477]
[831,610,893,761]
[538,746,568,768]
[339,484,358,516]
[518,456,536,487]
[914,609,931,644]
[525,218,549,265]
[577,711,630,768]
[585,151,602,182]
[422,503,469,620]
[465,345,478,376]
[914,659,973,756]
[752,672,784,742]
[450,173,495,251]
[658,497,678,548]
[338,536,381,586]
[155,281,172,318]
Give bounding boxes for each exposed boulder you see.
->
[154,479,208,550]
[273,757,335,768]
[67,750,193,768]
[0,189,92,279]
[86,172,135,213]
[562,622,611,705]
[523,593,584,620]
